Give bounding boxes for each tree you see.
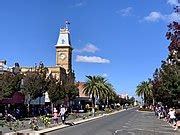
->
[104,83,116,106]
[1,72,22,98]
[152,68,164,105]
[46,75,65,104]
[165,4,180,104]
[83,76,107,106]
[150,61,180,106]
[94,76,115,106]
[22,63,48,104]
[83,75,116,115]
[136,4,180,106]
[64,82,79,106]
[136,80,153,105]
[23,72,41,103]
[166,5,180,64]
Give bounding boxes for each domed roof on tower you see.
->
[56,21,71,47]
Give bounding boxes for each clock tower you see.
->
[56,22,72,73]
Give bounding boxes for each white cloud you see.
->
[71,2,83,8]
[116,7,133,16]
[167,0,179,6]
[76,43,99,53]
[75,2,83,7]
[142,11,180,22]
[144,12,164,22]
[76,55,110,63]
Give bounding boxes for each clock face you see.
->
[59,53,66,60]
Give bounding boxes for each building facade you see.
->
[20,23,75,104]
[21,23,75,84]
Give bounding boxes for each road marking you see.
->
[113,129,123,135]
[132,128,174,134]
[114,128,175,135]
[122,126,128,128]
[128,132,135,135]
[114,130,135,135]
[113,128,173,135]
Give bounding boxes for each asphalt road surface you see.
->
[47,108,178,135]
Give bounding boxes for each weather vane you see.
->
[65,20,70,29]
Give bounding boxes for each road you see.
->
[47,108,178,135]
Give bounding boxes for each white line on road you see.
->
[113,130,123,135]
[128,132,135,135]
[122,126,128,128]
[125,123,130,125]
[114,128,175,135]
[114,130,136,135]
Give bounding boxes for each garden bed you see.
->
[138,108,153,112]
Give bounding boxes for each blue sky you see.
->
[0,0,180,97]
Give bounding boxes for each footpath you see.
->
[1,109,123,135]
[122,110,180,135]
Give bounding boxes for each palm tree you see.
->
[107,87,117,106]
[102,82,116,107]
[83,76,101,107]
[95,76,113,100]
[83,75,114,115]
[136,81,153,105]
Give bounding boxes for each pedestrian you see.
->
[59,105,66,124]
[168,108,176,125]
[52,108,59,124]
[15,108,20,120]
[154,106,158,118]
[157,106,162,119]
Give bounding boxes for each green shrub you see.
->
[104,108,113,113]
[40,115,51,127]
[0,120,5,127]
[138,108,153,112]
[5,120,22,132]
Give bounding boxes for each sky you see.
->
[0,0,180,98]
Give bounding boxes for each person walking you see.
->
[52,108,58,124]
[168,108,176,126]
[15,108,21,120]
[59,105,66,124]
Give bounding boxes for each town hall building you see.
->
[20,22,75,104]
